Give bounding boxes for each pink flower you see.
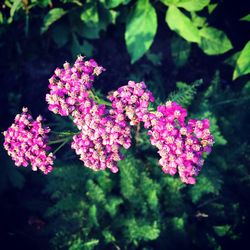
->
[146,101,214,184]
[46,56,105,116]
[3,107,55,174]
[71,100,131,173]
[108,81,155,126]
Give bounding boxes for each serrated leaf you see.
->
[166,6,200,43]
[190,175,221,203]
[89,205,99,226]
[233,41,250,80]
[125,219,160,241]
[171,36,191,67]
[177,0,210,12]
[240,14,250,22]
[199,27,233,55]
[105,197,123,217]
[120,157,139,200]
[203,111,227,146]
[41,8,66,34]
[125,0,157,63]
[83,239,99,249]
[102,230,116,243]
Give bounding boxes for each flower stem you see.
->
[89,90,112,107]
[53,138,71,154]
[48,137,73,145]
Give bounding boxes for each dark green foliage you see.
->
[41,76,250,249]
[0,0,250,250]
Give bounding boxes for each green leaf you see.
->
[125,219,160,242]
[223,52,240,67]
[240,14,250,22]
[160,0,178,6]
[199,27,233,55]
[190,175,221,203]
[169,80,203,107]
[125,0,157,63]
[78,3,118,39]
[81,40,94,57]
[41,8,66,34]
[214,225,231,237]
[172,217,185,232]
[88,205,99,226]
[166,6,200,43]
[120,157,139,200]
[83,239,99,250]
[36,0,52,7]
[146,52,163,65]
[80,3,99,27]
[191,12,206,28]
[105,197,123,217]
[0,12,3,24]
[71,35,94,58]
[233,41,250,80]
[10,0,22,18]
[102,230,116,243]
[202,111,227,146]
[208,3,218,14]
[177,0,210,12]
[51,24,69,48]
[171,36,191,67]
[105,0,126,8]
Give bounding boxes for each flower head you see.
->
[147,101,214,184]
[46,56,105,116]
[3,107,55,174]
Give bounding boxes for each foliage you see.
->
[0,0,244,68]
[233,41,250,80]
[41,74,250,249]
[0,0,250,250]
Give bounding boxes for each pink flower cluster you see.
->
[45,56,131,172]
[46,56,104,116]
[3,56,214,184]
[145,101,214,184]
[3,107,54,174]
[108,81,155,125]
[71,100,131,173]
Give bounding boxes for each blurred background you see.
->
[0,0,250,249]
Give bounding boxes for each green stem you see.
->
[51,131,78,136]
[97,99,112,107]
[89,90,112,107]
[53,138,71,154]
[48,137,73,145]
